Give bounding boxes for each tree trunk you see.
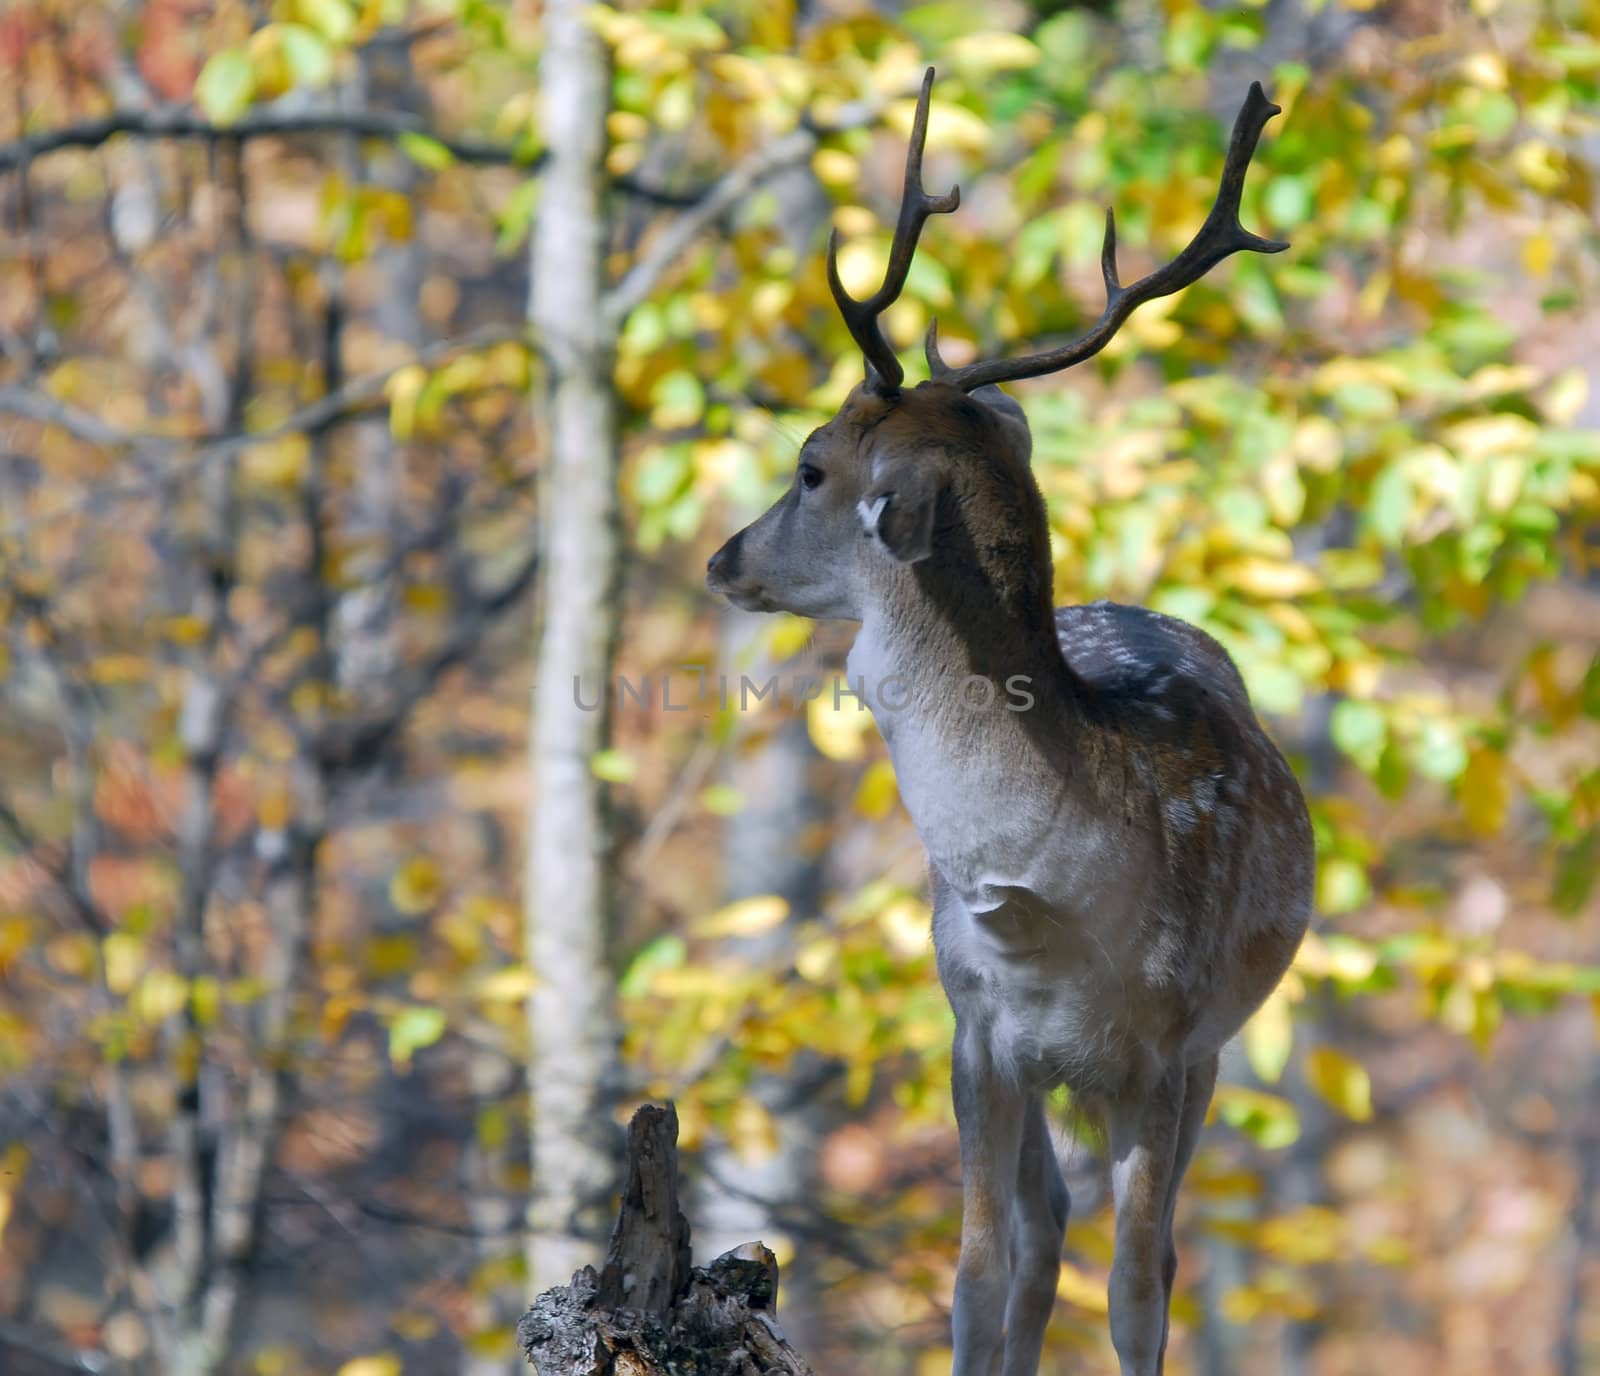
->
[524,0,625,1295]
[518,1105,813,1376]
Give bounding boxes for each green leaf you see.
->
[619,935,686,998]
[279,24,333,88]
[1263,174,1313,228]
[1331,699,1386,768]
[1414,717,1469,782]
[1216,1085,1300,1149]
[398,131,455,172]
[1318,857,1371,915]
[195,48,256,126]
[1243,988,1294,1084]
[388,1006,446,1066]
[590,749,636,783]
[496,180,540,256]
[298,0,356,44]
[1366,462,1413,546]
[650,371,705,429]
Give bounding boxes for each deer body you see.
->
[707,72,1313,1375]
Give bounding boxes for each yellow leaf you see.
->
[476,967,536,1001]
[1223,557,1321,599]
[88,655,147,686]
[389,857,443,916]
[134,970,189,1023]
[1542,367,1589,426]
[811,148,858,186]
[764,615,813,661]
[1304,1046,1372,1121]
[795,934,837,982]
[1445,412,1537,461]
[0,914,33,970]
[729,1097,778,1164]
[1512,138,1565,193]
[854,758,899,819]
[1243,984,1294,1084]
[1294,931,1379,983]
[241,434,310,488]
[1461,50,1507,88]
[845,1059,873,1106]
[694,895,789,939]
[385,364,427,441]
[884,97,991,154]
[1520,231,1554,278]
[944,32,1041,71]
[833,236,894,298]
[191,976,221,1026]
[807,687,871,761]
[1056,1261,1109,1313]
[336,1357,401,1376]
[102,932,144,995]
[159,615,209,645]
[878,897,932,959]
[1259,1204,1343,1262]
[1459,746,1510,837]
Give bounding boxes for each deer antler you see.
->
[828,67,961,396]
[926,82,1287,393]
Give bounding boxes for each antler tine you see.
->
[935,82,1288,395]
[827,66,961,395]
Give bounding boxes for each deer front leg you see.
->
[1000,1096,1068,1376]
[1106,1064,1187,1376]
[951,1023,1026,1376]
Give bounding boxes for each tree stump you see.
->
[517,1103,815,1375]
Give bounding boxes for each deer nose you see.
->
[706,536,741,589]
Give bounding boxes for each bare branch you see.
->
[313,544,539,775]
[0,103,531,172]
[0,1318,120,1374]
[0,102,702,205]
[0,320,534,537]
[601,96,881,329]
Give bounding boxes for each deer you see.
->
[706,69,1314,1376]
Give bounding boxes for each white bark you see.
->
[524,0,625,1295]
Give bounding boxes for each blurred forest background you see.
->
[1,0,1598,1373]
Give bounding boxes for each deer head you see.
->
[706,69,1285,628]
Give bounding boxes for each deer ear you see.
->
[857,468,941,564]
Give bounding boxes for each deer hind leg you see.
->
[1106,1063,1187,1376]
[1156,1053,1218,1365]
[951,1023,1026,1376]
[1000,1095,1069,1376]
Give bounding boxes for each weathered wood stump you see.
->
[517,1103,815,1375]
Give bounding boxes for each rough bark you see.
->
[524,0,626,1294]
[518,1105,813,1376]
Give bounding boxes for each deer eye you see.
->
[798,463,824,491]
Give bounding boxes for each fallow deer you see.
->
[706,70,1314,1376]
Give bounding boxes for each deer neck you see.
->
[847,497,1099,911]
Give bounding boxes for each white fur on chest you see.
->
[849,625,1126,919]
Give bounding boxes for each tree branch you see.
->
[0,102,701,205]
[313,543,539,774]
[0,1318,119,1374]
[0,320,533,537]
[0,103,531,172]
[601,99,879,329]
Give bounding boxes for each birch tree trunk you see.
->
[524,0,625,1295]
